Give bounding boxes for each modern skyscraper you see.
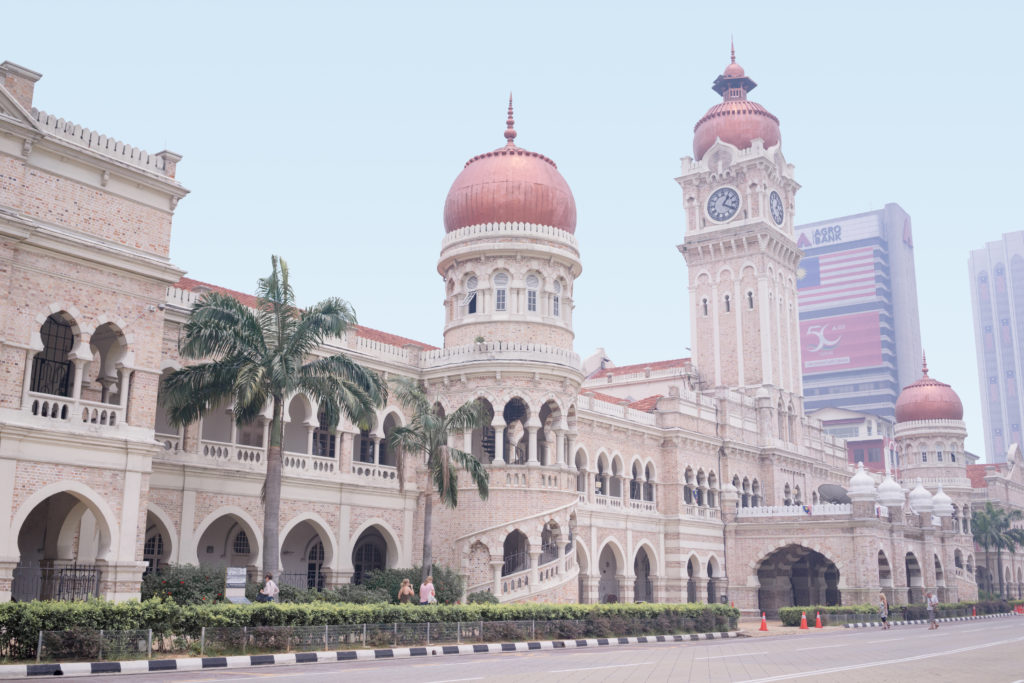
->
[795,204,922,419]
[968,230,1024,463]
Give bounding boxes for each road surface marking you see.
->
[696,651,769,660]
[550,662,651,673]
[795,644,844,651]
[422,678,484,683]
[864,637,904,643]
[736,635,1024,683]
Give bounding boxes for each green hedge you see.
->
[0,600,738,661]
[778,600,1012,626]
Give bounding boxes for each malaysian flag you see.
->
[797,246,878,308]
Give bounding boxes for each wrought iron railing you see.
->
[12,562,101,602]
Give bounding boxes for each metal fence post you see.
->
[99,629,104,661]
[457,621,461,644]
[147,629,153,659]
[480,620,484,643]
[324,624,329,652]
[427,622,431,646]
[362,623,367,647]
[393,622,397,647]
[243,626,248,654]
[200,627,206,657]
[36,631,42,663]
[531,620,535,639]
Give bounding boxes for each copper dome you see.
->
[692,49,781,161]
[894,356,964,423]
[444,98,576,234]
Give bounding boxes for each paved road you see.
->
[76,618,1024,682]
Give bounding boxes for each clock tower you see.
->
[677,48,803,400]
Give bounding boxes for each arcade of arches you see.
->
[757,545,840,615]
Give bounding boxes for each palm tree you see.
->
[387,377,489,582]
[161,256,386,577]
[972,502,1024,598]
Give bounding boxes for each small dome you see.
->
[908,479,934,513]
[692,47,781,161]
[931,485,954,517]
[848,462,877,502]
[444,97,576,234]
[877,474,906,508]
[894,355,964,423]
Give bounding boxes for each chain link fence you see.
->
[33,618,670,661]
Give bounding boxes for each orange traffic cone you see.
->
[759,612,768,631]
[815,611,823,628]
[800,611,808,629]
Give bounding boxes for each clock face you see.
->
[769,190,785,226]
[707,187,740,222]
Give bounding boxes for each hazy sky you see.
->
[5,1,1019,459]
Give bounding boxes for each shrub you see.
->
[466,590,499,604]
[0,601,739,661]
[778,600,1013,626]
[141,565,225,605]
[361,565,464,604]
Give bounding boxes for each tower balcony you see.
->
[420,341,581,372]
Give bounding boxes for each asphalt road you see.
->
[57,617,1024,682]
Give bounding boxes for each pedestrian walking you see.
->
[398,578,415,604]
[926,591,939,629]
[878,591,890,629]
[419,575,436,605]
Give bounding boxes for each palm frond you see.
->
[160,360,241,427]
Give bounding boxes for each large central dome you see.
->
[443,99,577,234]
[693,47,781,161]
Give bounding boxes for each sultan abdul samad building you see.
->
[1,52,1022,612]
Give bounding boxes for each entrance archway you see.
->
[502,530,529,576]
[11,488,115,601]
[196,512,260,573]
[757,544,841,614]
[351,527,387,584]
[634,547,653,602]
[598,543,621,603]
[905,552,923,604]
[281,520,331,589]
[686,555,699,602]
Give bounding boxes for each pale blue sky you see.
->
[5,1,1019,458]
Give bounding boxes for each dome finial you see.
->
[731,36,735,64]
[504,93,517,147]
[922,351,929,377]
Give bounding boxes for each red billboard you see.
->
[801,312,883,375]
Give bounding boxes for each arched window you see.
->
[724,294,731,313]
[747,291,754,309]
[466,276,478,315]
[312,408,335,457]
[233,530,251,555]
[702,298,708,316]
[526,274,540,312]
[307,540,325,590]
[494,273,509,312]
[553,280,562,318]
[143,533,164,574]
[352,529,386,584]
[32,314,75,397]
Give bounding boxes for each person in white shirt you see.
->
[260,573,279,603]
[926,591,939,629]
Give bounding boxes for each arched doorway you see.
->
[878,551,893,600]
[502,530,529,576]
[281,521,330,589]
[143,510,173,575]
[634,548,653,602]
[12,489,114,601]
[934,555,946,601]
[905,552,923,604]
[598,544,620,603]
[686,555,699,602]
[351,527,387,584]
[503,398,529,465]
[707,558,720,603]
[197,514,259,573]
[757,544,841,614]
[576,543,590,603]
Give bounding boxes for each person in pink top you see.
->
[419,575,435,605]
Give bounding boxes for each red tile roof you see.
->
[584,390,631,405]
[173,277,438,351]
[588,357,691,379]
[966,463,999,488]
[629,395,663,413]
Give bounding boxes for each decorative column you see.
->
[565,431,577,467]
[618,574,634,603]
[530,550,542,587]
[306,424,316,455]
[526,417,541,464]
[490,559,505,596]
[555,428,565,468]
[492,419,506,464]
[371,437,380,464]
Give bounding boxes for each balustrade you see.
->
[736,502,851,518]
[350,460,399,484]
[682,504,721,519]
[156,433,182,451]
[26,391,123,429]
[283,451,337,475]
